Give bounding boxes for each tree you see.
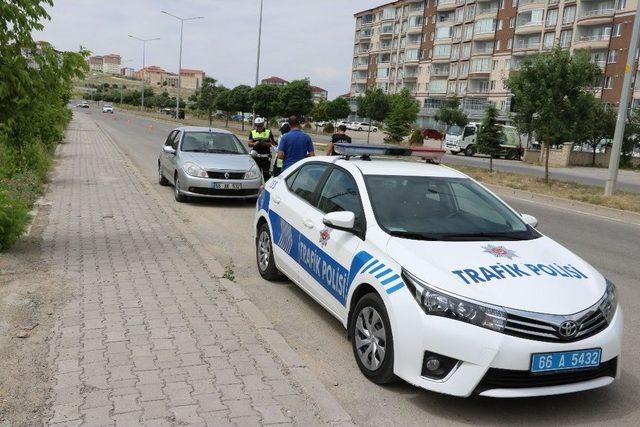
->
[384,89,419,143]
[357,88,391,142]
[252,84,282,125]
[476,104,503,172]
[229,85,253,131]
[326,97,352,122]
[434,98,468,138]
[623,110,640,167]
[278,79,314,118]
[506,46,601,182]
[194,77,220,126]
[310,100,329,131]
[215,87,232,127]
[573,94,616,166]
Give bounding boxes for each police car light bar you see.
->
[334,143,412,158]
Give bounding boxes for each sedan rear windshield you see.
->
[181,132,247,154]
[365,175,538,241]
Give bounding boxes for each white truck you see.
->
[445,123,523,160]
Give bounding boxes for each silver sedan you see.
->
[158,127,263,202]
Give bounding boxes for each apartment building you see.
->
[352,0,639,127]
[88,54,122,74]
[133,66,205,91]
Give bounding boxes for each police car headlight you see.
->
[183,162,208,178]
[402,269,507,333]
[600,279,617,324]
[244,165,260,180]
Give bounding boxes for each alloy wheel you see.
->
[354,306,387,371]
[258,230,271,272]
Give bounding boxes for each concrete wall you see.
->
[523,145,640,168]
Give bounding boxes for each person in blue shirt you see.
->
[277,116,315,171]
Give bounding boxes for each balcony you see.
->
[474,30,497,41]
[407,5,425,16]
[518,0,547,9]
[468,69,491,78]
[354,63,369,71]
[515,20,544,34]
[407,25,424,34]
[513,41,541,53]
[431,67,450,76]
[574,33,610,49]
[476,7,499,18]
[472,47,494,56]
[577,8,615,25]
[360,31,373,40]
[437,0,457,11]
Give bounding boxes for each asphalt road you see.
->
[88,108,640,426]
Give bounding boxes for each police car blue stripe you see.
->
[360,259,378,274]
[380,274,400,286]
[375,268,392,279]
[368,264,385,275]
[386,283,404,294]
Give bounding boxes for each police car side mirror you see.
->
[521,213,538,229]
[323,211,356,233]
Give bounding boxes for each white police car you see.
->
[253,144,622,397]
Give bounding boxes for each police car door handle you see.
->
[272,195,281,204]
[303,218,315,229]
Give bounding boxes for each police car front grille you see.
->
[474,357,617,394]
[503,304,609,343]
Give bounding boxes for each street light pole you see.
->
[161,11,204,119]
[128,35,160,111]
[605,7,640,196]
[255,0,264,88]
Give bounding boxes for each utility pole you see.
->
[605,7,640,196]
[128,35,160,111]
[255,0,264,88]
[162,11,204,119]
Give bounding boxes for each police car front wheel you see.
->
[350,293,397,384]
[256,223,280,280]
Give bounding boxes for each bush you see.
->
[323,123,335,134]
[303,122,312,130]
[409,129,424,146]
[0,190,30,251]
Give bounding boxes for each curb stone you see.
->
[94,119,355,426]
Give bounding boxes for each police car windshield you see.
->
[181,132,247,154]
[365,176,537,241]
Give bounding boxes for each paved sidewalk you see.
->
[43,113,350,426]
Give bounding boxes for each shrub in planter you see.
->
[323,123,335,134]
[409,129,424,146]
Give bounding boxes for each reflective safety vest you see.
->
[251,129,271,141]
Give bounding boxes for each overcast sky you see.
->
[34,0,382,98]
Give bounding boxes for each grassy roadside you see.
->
[452,165,640,214]
[113,106,640,214]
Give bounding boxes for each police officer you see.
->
[248,117,276,180]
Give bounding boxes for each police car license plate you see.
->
[213,183,242,190]
[530,348,601,373]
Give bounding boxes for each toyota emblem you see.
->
[558,320,578,339]
[224,172,230,179]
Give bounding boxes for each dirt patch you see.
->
[0,205,69,426]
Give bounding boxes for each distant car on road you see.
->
[102,105,114,114]
[76,102,89,108]
[158,127,263,202]
[349,122,378,132]
[422,128,444,140]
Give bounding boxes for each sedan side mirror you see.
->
[323,211,356,232]
[250,150,258,158]
[521,213,538,229]
[163,145,176,155]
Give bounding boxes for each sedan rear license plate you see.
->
[213,183,242,190]
[531,348,601,373]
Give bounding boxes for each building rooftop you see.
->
[311,86,327,94]
[180,68,205,75]
[262,76,289,84]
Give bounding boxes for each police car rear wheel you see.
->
[257,224,280,280]
[351,293,397,384]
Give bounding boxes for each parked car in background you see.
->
[77,102,89,108]
[315,121,333,127]
[335,121,350,129]
[422,128,444,140]
[102,104,114,114]
[349,122,378,132]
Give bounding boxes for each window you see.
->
[497,20,503,31]
[509,17,515,28]
[464,24,474,40]
[382,7,395,20]
[180,132,246,154]
[288,164,328,204]
[507,38,513,49]
[462,42,471,59]
[475,18,496,34]
[453,26,462,41]
[433,44,451,57]
[450,62,458,78]
[456,7,464,23]
[562,6,576,25]
[436,26,453,39]
[617,0,627,9]
[560,29,572,47]
[512,0,518,6]
[546,9,557,27]
[317,169,365,230]
[377,67,390,78]
[448,81,457,95]
[458,80,467,95]
[613,23,622,37]
[465,5,476,21]
[608,49,618,63]
[603,75,612,89]
[429,79,447,93]
[492,59,499,70]
[460,61,469,77]
[496,40,501,51]
[543,32,555,49]
[165,130,179,150]
[451,44,460,60]
[471,57,492,73]
[499,0,504,9]
[409,16,424,27]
